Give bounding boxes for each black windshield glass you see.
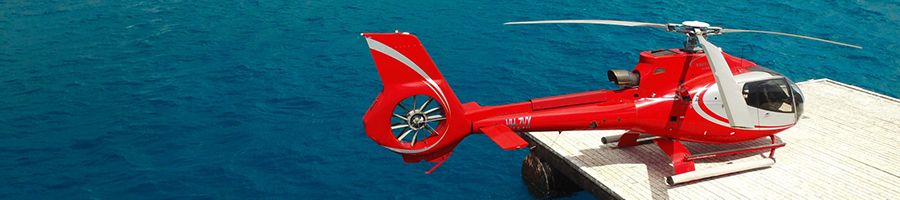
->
[743,79,795,113]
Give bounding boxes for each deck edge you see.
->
[798,78,899,103]
[520,132,625,200]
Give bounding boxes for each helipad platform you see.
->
[523,79,900,199]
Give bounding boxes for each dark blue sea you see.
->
[1,1,897,199]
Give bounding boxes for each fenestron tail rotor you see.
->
[362,32,478,171]
[391,95,446,147]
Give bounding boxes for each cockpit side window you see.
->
[743,78,795,113]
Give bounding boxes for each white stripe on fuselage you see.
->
[691,83,785,130]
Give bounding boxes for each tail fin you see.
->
[361,32,471,164]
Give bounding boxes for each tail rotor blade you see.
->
[504,19,668,29]
[721,29,861,49]
[695,36,756,128]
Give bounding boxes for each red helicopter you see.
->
[360,19,860,184]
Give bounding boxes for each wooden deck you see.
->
[524,79,900,199]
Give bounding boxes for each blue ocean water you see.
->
[1,0,897,199]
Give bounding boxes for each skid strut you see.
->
[602,132,659,148]
[658,136,785,185]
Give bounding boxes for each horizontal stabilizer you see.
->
[480,125,529,150]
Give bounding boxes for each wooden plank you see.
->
[524,79,900,199]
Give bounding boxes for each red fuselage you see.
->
[465,49,794,144]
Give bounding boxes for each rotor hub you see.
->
[681,21,710,28]
[662,21,723,52]
[408,113,427,130]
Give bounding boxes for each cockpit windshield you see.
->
[743,78,795,113]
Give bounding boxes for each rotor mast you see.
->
[666,21,723,52]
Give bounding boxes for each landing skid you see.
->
[605,133,786,185]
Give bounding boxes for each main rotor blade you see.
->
[695,36,756,128]
[721,29,861,49]
[504,19,668,29]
